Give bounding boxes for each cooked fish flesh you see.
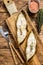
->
[26,31,36,61]
[17,13,27,44]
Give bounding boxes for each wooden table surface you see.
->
[0,0,43,65]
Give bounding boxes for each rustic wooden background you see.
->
[0,0,43,65]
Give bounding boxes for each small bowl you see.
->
[28,0,40,13]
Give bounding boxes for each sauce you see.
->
[29,1,39,13]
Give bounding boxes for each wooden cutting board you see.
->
[6,8,43,65]
[0,0,43,65]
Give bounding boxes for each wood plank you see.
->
[40,0,43,9]
[0,49,14,65]
[13,0,28,10]
[0,13,9,20]
[0,0,28,12]
[36,39,43,65]
[0,36,9,49]
[0,13,9,25]
[0,0,7,12]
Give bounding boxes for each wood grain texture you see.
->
[0,0,43,65]
[0,36,9,49]
[0,49,14,65]
[0,0,43,12]
[6,9,43,65]
[0,0,28,12]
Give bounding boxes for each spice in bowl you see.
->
[28,0,40,13]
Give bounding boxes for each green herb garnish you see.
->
[36,9,43,33]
